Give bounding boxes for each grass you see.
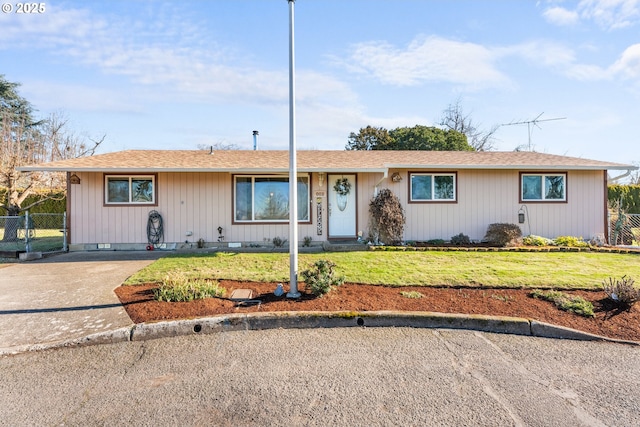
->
[125,251,640,290]
[0,228,65,255]
[400,291,424,299]
[531,289,595,318]
[153,272,226,302]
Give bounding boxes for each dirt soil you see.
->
[114,281,640,343]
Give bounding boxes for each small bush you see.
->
[426,239,445,245]
[271,236,287,248]
[483,223,522,247]
[531,290,595,318]
[553,236,589,248]
[300,259,345,297]
[603,276,640,308]
[154,272,225,302]
[450,233,471,246]
[302,236,313,247]
[522,235,553,246]
[400,291,423,299]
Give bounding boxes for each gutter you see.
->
[609,168,634,184]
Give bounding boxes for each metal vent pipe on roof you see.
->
[253,130,259,150]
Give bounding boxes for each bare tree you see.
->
[440,99,498,151]
[1,109,103,240]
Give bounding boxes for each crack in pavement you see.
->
[474,332,607,427]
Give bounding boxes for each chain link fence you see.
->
[0,212,66,255]
[609,212,640,246]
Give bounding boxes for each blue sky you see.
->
[1,0,639,166]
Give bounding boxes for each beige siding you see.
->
[70,172,318,246]
[378,169,605,242]
[69,169,606,246]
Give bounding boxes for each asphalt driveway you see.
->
[0,251,166,353]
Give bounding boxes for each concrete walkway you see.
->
[0,251,166,353]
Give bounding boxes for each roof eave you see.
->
[384,164,635,171]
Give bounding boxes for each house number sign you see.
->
[316,196,323,235]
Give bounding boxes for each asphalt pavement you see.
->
[2,328,639,426]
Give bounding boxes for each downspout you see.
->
[374,169,389,196]
[66,171,71,251]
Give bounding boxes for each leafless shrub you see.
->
[369,189,405,245]
[603,276,640,308]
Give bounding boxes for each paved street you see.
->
[2,327,638,426]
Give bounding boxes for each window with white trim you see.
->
[105,175,155,205]
[234,175,310,222]
[521,173,566,201]
[410,173,456,202]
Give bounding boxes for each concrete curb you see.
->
[2,311,637,355]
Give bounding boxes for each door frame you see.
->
[327,173,358,239]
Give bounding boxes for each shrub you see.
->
[553,236,588,248]
[302,236,313,247]
[483,223,522,247]
[154,272,225,302]
[300,259,345,297]
[426,239,445,245]
[369,189,405,245]
[450,233,471,246]
[271,236,287,248]
[522,235,553,246]
[603,276,640,308]
[531,290,595,318]
[400,291,423,299]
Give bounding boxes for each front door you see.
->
[328,174,356,238]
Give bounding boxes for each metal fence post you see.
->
[24,210,31,253]
[63,211,68,252]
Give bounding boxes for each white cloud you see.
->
[579,0,640,29]
[609,43,640,78]
[543,6,580,26]
[343,36,510,90]
[543,0,640,30]
[506,40,577,68]
[22,81,144,113]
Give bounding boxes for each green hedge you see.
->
[608,185,640,214]
[0,189,66,214]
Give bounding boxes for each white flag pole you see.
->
[286,0,300,298]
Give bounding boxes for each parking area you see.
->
[0,251,167,352]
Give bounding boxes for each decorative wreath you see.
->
[333,178,352,196]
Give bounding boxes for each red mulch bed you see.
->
[114,281,640,342]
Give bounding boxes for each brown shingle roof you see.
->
[18,149,635,172]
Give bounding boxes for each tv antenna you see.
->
[501,113,566,151]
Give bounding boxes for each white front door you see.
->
[328,174,356,238]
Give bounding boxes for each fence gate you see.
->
[0,211,66,257]
[609,212,640,246]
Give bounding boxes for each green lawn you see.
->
[0,229,64,254]
[125,251,640,290]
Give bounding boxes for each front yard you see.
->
[125,250,640,290]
